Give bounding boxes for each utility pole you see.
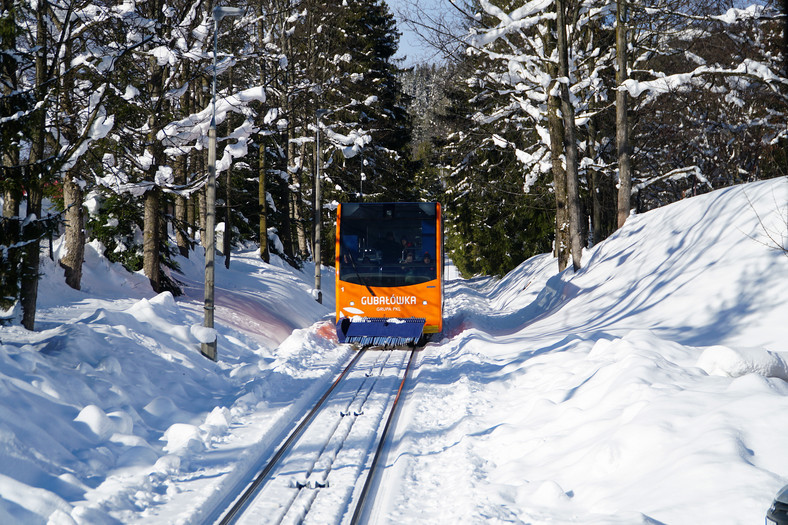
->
[314,109,327,304]
[202,6,244,361]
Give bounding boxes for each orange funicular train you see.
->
[335,202,444,347]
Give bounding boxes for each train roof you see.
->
[339,202,439,220]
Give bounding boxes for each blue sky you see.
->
[386,0,442,66]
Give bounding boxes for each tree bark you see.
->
[223,98,234,268]
[58,30,84,290]
[223,66,234,268]
[60,170,85,289]
[174,68,191,258]
[556,0,583,271]
[545,13,569,272]
[1,0,21,310]
[548,93,569,272]
[198,74,209,249]
[142,0,165,293]
[616,0,632,229]
[256,4,270,263]
[2,169,22,313]
[143,187,161,292]
[224,160,232,268]
[20,0,48,330]
[20,185,41,330]
[199,182,207,248]
[174,155,189,257]
[294,141,309,258]
[1,189,21,312]
[280,178,293,259]
[290,183,308,257]
[286,129,308,258]
[588,117,602,245]
[258,143,270,262]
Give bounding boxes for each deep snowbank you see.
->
[375,178,788,524]
[1,244,340,524]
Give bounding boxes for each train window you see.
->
[339,204,438,288]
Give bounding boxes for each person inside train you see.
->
[400,236,414,261]
[401,251,418,284]
[420,252,435,279]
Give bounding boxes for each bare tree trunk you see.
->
[224,160,232,268]
[187,193,195,241]
[1,0,22,311]
[222,66,235,269]
[588,118,602,245]
[281,16,298,260]
[583,21,607,246]
[199,69,210,249]
[258,143,270,262]
[286,134,297,259]
[193,148,205,247]
[290,185,308,257]
[58,31,84,290]
[21,0,48,330]
[175,155,189,257]
[143,0,164,293]
[256,5,270,264]
[294,141,309,258]
[0,190,21,310]
[556,0,583,271]
[1,1,20,217]
[143,187,161,292]
[2,165,22,313]
[2,185,19,218]
[548,93,569,272]
[174,67,191,258]
[199,183,207,248]
[60,170,85,289]
[280,179,293,258]
[187,156,196,244]
[160,194,169,252]
[20,184,41,330]
[616,0,632,229]
[286,128,308,258]
[544,13,569,271]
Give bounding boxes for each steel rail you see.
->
[349,347,418,525]
[218,348,367,525]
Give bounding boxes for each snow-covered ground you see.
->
[1,177,787,524]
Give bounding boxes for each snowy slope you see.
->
[375,178,788,524]
[1,177,787,524]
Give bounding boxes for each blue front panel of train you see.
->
[336,317,426,347]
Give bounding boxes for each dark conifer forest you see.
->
[2,0,785,326]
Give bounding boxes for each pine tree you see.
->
[317,0,415,203]
[434,55,555,277]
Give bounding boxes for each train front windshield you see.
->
[338,203,438,288]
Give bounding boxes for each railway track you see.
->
[215,346,417,525]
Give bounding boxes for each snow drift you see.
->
[0,177,786,524]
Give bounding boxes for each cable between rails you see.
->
[350,347,418,525]
[219,348,367,525]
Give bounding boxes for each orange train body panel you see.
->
[335,202,444,343]
[334,279,443,334]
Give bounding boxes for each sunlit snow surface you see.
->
[1,178,787,524]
